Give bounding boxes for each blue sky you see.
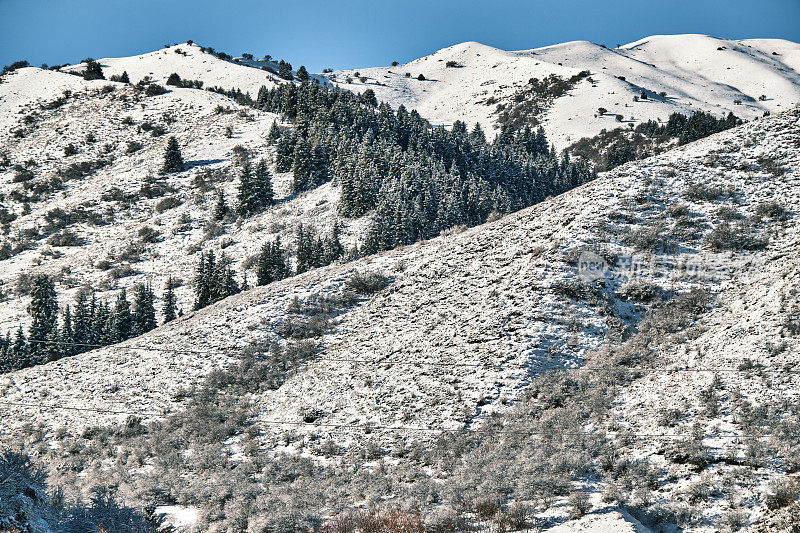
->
[2,0,799,72]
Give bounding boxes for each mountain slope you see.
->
[2,105,798,529]
[330,35,800,149]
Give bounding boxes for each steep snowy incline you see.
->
[331,35,800,149]
[1,107,798,449]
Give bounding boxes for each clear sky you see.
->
[2,0,799,72]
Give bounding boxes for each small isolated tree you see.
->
[166,72,182,86]
[597,107,607,115]
[83,60,105,80]
[391,61,399,66]
[162,277,177,324]
[417,73,426,81]
[161,136,185,173]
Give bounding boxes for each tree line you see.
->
[0,275,179,373]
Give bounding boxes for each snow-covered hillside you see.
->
[61,42,287,96]
[331,35,800,149]
[0,73,361,334]
[2,104,798,528]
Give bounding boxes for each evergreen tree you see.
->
[27,274,59,356]
[83,60,105,81]
[162,277,177,324]
[267,121,281,144]
[254,158,275,208]
[194,251,213,310]
[161,136,185,173]
[323,223,344,264]
[71,289,93,350]
[291,139,313,194]
[12,326,28,370]
[132,283,157,336]
[60,306,74,358]
[256,238,287,286]
[296,65,309,82]
[113,289,133,342]
[237,159,258,216]
[214,189,228,220]
[275,135,294,172]
[278,60,294,80]
[120,71,130,84]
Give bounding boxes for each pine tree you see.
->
[161,136,185,173]
[120,71,130,84]
[296,65,309,82]
[27,274,59,357]
[162,277,177,324]
[254,158,275,208]
[291,139,313,194]
[132,283,157,336]
[194,251,212,310]
[267,121,281,144]
[71,290,93,351]
[323,223,344,264]
[214,189,228,220]
[12,326,28,370]
[278,60,294,80]
[275,135,294,172]
[237,159,258,216]
[60,306,74,358]
[83,60,105,81]
[113,289,133,342]
[256,238,287,286]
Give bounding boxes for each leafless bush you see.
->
[346,270,391,294]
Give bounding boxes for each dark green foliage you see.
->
[295,224,343,274]
[278,60,294,80]
[569,110,742,171]
[267,120,282,144]
[164,72,204,89]
[161,136,185,173]
[1,60,29,75]
[296,65,309,82]
[27,275,58,358]
[256,238,288,286]
[144,83,168,96]
[162,277,178,323]
[213,189,228,220]
[193,251,240,310]
[109,70,130,83]
[132,283,157,336]
[229,81,593,255]
[237,158,275,216]
[82,60,105,81]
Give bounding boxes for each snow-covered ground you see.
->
[2,38,800,530]
[330,35,800,149]
[1,101,798,527]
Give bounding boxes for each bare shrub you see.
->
[346,271,391,294]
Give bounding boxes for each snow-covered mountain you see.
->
[1,36,800,530]
[330,34,800,149]
[2,103,799,528]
